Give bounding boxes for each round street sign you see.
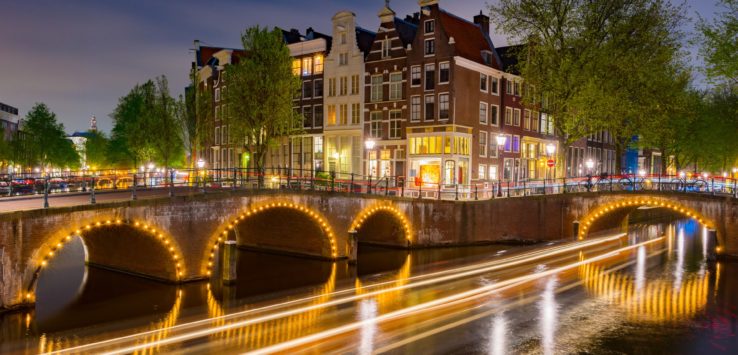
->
[547,159,555,168]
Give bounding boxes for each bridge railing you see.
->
[1,168,736,207]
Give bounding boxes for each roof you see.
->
[439,10,500,68]
[356,27,377,57]
[495,45,524,74]
[196,45,245,68]
[394,17,418,47]
[69,131,94,138]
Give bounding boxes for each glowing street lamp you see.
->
[545,143,556,156]
[585,159,595,192]
[638,169,646,178]
[196,159,206,193]
[364,139,376,178]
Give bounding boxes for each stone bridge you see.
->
[1,190,736,310]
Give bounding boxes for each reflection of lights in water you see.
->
[635,246,646,292]
[674,228,685,291]
[358,299,378,355]
[667,225,674,257]
[701,226,708,260]
[539,278,558,355]
[488,313,508,355]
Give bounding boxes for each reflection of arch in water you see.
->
[578,198,714,241]
[350,204,413,247]
[37,288,184,354]
[205,263,338,349]
[23,219,184,303]
[203,202,339,276]
[578,262,709,323]
[355,253,412,311]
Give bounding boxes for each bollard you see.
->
[348,230,358,265]
[221,240,238,285]
[43,177,49,209]
[90,176,96,204]
[573,221,581,239]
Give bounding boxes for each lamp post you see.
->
[545,143,556,189]
[365,140,376,194]
[585,159,595,192]
[496,135,507,197]
[197,159,206,194]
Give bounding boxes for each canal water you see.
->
[0,217,736,354]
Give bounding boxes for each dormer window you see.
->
[381,38,391,58]
[425,20,435,34]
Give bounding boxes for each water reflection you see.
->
[487,313,508,355]
[358,299,378,355]
[538,277,558,355]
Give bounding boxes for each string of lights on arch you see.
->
[350,204,413,244]
[203,202,338,276]
[578,198,713,240]
[25,219,184,302]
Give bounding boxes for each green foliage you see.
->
[698,0,738,90]
[109,76,185,169]
[224,26,303,171]
[84,130,109,169]
[20,103,80,169]
[183,68,213,167]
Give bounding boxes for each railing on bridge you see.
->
[1,168,736,208]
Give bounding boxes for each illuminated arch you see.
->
[202,201,338,276]
[23,219,184,303]
[578,197,715,241]
[350,203,413,246]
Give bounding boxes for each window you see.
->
[351,103,360,125]
[439,62,450,83]
[505,107,513,125]
[215,105,221,121]
[314,54,324,74]
[370,112,382,138]
[328,78,336,97]
[514,82,521,96]
[314,79,323,97]
[425,20,435,33]
[506,79,513,94]
[215,88,221,102]
[479,164,487,180]
[504,134,512,152]
[292,59,301,76]
[489,166,498,180]
[215,127,220,145]
[339,53,348,66]
[411,66,421,87]
[303,106,312,128]
[479,131,488,157]
[424,39,435,55]
[411,96,421,122]
[340,31,347,44]
[479,103,488,124]
[424,95,435,121]
[425,64,435,91]
[339,104,348,125]
[439,93,449,119]
[314,105,323,128]
[491,77,499,94]
[523,109,531,130]
[540,113,548,133]
[371,75,383,102]
[490,105,499,126]
[532,111,539,132]
[513,109,521,126]
[512,135,520,153]
[389,72,402,100]
[302,57,313,76]
[302,81,312,99]
[480,74,488,92]
[327,105,336,126]
[351,75,359,95]
[381,38,391,58]
[389,110,402,139]
[340,77,348,96]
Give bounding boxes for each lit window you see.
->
[351,103,360,125]
[339,104,348,125]
[314,54,324,74]
[302,57,313,76]
[327,105,336,126]
[292,59,301,76]
[479,164,487,180]
[351,75,359,95]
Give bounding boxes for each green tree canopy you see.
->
[699,0,738,90]
[224,26,302,174]
[84,130,109,169]
[21,103,80,169]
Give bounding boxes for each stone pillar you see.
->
[707,229,718,263]
[573,221,580,239]
[221,240,238,285]
[347,230,358,265]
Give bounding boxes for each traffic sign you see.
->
[547,159,555,168]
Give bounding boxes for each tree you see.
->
[148,76,185,168]
[491,0,689,173]
[84,130,109,169]
[183,68,213,168]
[21,103,80,169]
[225,26,302,180]
[109,83,152,168]
[698,0,738,90]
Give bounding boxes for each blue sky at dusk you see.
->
[0,0,722,133]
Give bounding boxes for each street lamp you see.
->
[496,135,507,197]
[197,159,206,193]
[545,143,556,184]
[585,159,595,192]
[638,169,646,178]
[364,139,376,177]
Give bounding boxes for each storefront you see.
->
[406,126,472,187]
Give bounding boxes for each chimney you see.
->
[404,12,421,25]
[474,10,490,36]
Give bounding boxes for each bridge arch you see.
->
[202,201,338,276]
[578,197,715,241]
[350,203,413,248]
[22,219,184,303]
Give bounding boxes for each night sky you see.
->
[0,0,720,133]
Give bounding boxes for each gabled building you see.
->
[322,12,375,176]
[363,3,418,178]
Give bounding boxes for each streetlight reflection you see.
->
[488,313,508,355]
[358,299,378,355]
[539,277,558,355]
[635,245,646,292]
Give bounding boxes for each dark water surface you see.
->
[0,218,736,354]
